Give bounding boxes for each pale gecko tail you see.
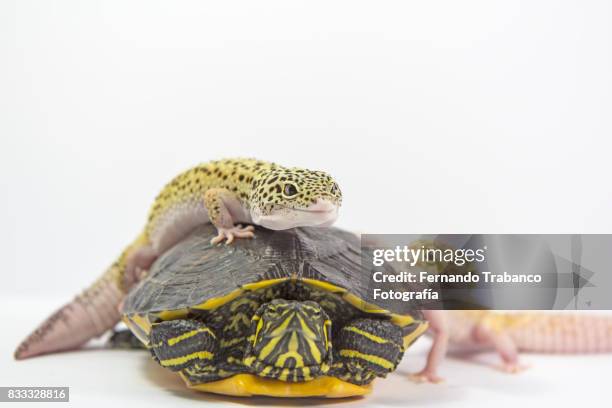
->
[14,235,147,360]
[507,312,612,353]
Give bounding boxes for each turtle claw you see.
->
[211,225,255,245]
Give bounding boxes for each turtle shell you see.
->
[121,224,428,397]
[123,224,426,346]
[124,224,366,314]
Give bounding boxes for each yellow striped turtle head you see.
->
[249,167,341,230]
[243,299,332,381]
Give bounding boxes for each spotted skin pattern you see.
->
[145,159,341,267]
[14,158,342,360]
[147,159,341,238]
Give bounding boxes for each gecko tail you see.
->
[13,235,150,360]
[508,312,612,353]
[13,273,123,360]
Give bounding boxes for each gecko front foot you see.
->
[409,370,445,384]
[211,225,255,245]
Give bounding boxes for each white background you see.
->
[1,1,611,407]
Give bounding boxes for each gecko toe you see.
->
[210,234,225,245]
[212,225,256,245]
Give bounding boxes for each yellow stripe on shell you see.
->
[301,278,347,294]
[342,293,388,314]
[156,309,189,321]
[402,320,429,348]
[122,314,150,345]
[190,289,244,311]
[241,278,290,292]
[390,313,415,327]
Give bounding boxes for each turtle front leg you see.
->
[204,188,255,245]
[107,329,147,350]
[332,318,404,384]
[150,319,218,372]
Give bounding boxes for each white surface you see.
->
[2,1,612,407]
[3,297,611,407]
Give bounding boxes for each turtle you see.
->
[121,223,428,398]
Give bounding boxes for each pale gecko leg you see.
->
[124,245,158,290]
[410,310,448,384]
[473,322,529,373]
[204,188,254,245]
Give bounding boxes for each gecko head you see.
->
[249,167,342,230]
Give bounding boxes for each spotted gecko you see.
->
[411,310,612,383]
[15,158,342,360]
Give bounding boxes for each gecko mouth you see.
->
[253,200,339,230]
[289,207,336,214]
[298,199,338,213]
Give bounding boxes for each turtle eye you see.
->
[283,183,299,198]
[330,182,340,196]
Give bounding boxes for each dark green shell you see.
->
[121,224,428,390]
[123,224,420,319]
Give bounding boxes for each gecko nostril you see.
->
[307,198,337,213]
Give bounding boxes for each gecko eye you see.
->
[283,183,299,198]
[330,183,340,196]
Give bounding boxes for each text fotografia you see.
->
[372,271,543,302]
